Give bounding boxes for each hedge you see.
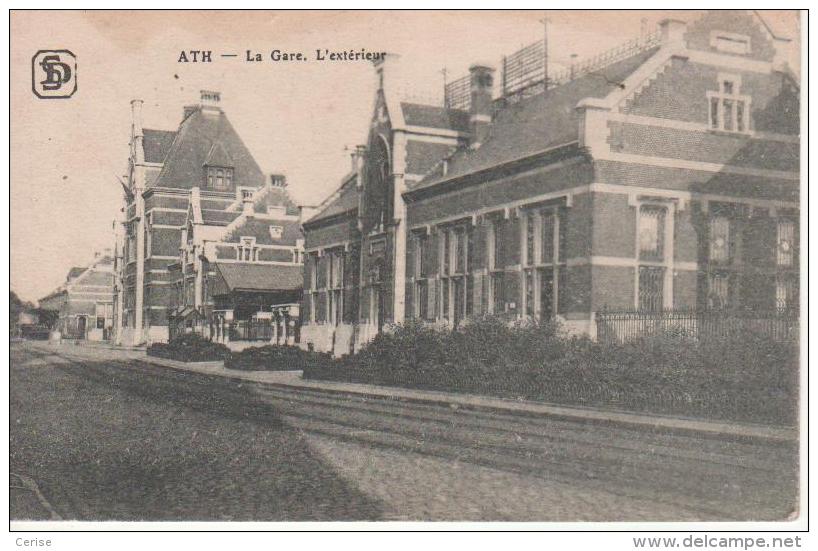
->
[302,318,798,426]
[147,333,230,363]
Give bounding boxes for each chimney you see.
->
[353,145,367,190]
[130,99,144,139]
[242,192,254,216]
[659,19,687,47]
[200,90,221,112]
[270,174,287,188]
[468,64,495,148]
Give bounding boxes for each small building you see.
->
[39,253,115,341]
[301,10,799,354]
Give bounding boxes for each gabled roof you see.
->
[212,263,303,294]
[303,173,359,227]
[152,107,265,190]
[223,216,303,245]
[400,102,470,131]
[143,129,176,163]
[414,46,659,191]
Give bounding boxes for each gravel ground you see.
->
[10,345,382,521]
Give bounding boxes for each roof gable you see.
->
[153,108,265,190]
[684,10,779,62]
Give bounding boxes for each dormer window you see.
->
[237,236,257,261]
[708,75,750,134]
[269,225,283,240]
[206,166,233,191]
[710,31,751,55]
[242,189,253,200]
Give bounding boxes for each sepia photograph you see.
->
[7,7,806,535]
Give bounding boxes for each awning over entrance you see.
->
[211,263,303,295]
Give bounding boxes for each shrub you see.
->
[147,333,230,363]
[225,345,335,371]
[303,317,798,425]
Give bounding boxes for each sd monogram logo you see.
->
[32,50,77,99]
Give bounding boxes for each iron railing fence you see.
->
[596,308,799,345]
[444,27,662,109]
[229,319,274,342]
[443,73,472,110]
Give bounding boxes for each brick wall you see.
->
[406,159,593,227]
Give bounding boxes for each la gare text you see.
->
[177,49,387,63]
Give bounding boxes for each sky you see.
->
[10,10,799,303]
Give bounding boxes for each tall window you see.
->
[639,267,664,311]
[308,253,319,323]
[709,215,731,263]
[776,219,795,267]
[521,207,564,319]
[707,272,731,309]
[705,214,735,310]
[708,76,749,133]
[413,234,430,320]
[776,274,798,310]
[638,205,668,311]
[638,206,665,261]
[775,218,797,311]
[327,250,344,326]
[439,225,472,324]
[206,166,234,191]
[488,218,505,314]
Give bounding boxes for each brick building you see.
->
[301,11,799,355]
[114,90,307,346]
[39,252,116,341]
[167,175,307,347]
